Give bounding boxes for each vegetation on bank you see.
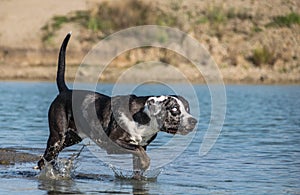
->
[267,12,300,27]
[41,0,299,73]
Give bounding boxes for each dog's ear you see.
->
[144,96,168,116]
[146,99,161,116]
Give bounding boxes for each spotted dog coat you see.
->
[38,33,197,174]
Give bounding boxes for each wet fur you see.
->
[38,33,197,174]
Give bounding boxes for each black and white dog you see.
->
[38,33,197,173]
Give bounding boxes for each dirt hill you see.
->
[0,0,299,84]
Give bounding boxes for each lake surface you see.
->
[0,82,299,194]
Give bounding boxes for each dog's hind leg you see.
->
[63,129,82,147]
[38,103,69,169]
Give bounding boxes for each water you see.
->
[0,82,299,194]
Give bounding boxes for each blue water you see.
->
[0,82,299,194]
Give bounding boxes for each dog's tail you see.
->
[57,32,71,93]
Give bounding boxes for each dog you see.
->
[38,33,197,174]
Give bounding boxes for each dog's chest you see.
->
[136,125,158,146]
[127,122,158,146]
[119,113,158,146]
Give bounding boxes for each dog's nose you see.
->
[188,117,197,126]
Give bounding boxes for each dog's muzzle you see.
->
[165,117,197,135]
[180,117,197,135]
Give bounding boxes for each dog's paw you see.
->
[37,158,45,170]
[132,170,143,180]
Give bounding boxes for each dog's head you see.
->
[144,96,197,135]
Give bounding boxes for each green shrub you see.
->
[41,16,69,44]
[207,6,227,24]
[267,12,300,27]
[41,0,187,43]
[52,16,69,30]
[252,26,263,32]
[201,6,252,24]
[251,46,274,66]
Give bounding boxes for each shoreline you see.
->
[1,60,299,85]
[1,76,299,85]
[0,148,39,165]
[1,45,299,85]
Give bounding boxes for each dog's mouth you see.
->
[163,126,195,135]
[178,126,196,135]
[164,128,178,134]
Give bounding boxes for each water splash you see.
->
[109,164,162,181]
[37,144,162,181]
[38,146,85,180]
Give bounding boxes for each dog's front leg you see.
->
[132,155,142,180]
[132,146,150,179]
[132,147,149,179]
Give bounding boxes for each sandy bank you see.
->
[0,0,299,84]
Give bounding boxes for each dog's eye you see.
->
[171,107,178,112]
